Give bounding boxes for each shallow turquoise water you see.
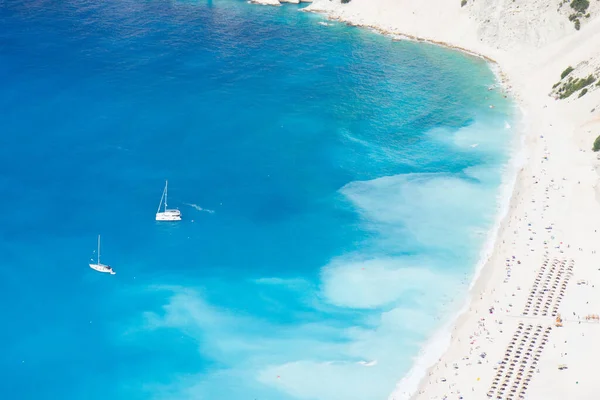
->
[0,1,514,399]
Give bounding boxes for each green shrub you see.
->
[561,66,574,79]
[341,0,351,3]
[559,74,596,99]
[579,88,588,97]
[575,19,581,30]
[593,135,600,152]
[461,0,467,6]
[571,0,590,14]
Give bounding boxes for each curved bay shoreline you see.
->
[251,1,600,399]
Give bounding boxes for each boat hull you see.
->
[156,210,181,221]
[89,263,116,275]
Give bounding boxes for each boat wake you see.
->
[186,203,215,214]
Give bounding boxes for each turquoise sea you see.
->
[0,1,515,399]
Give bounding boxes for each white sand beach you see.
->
[257,0,600,399]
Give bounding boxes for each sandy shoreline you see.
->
[297,1,600,399]
[248,1,600,398]
[387,87,528,400]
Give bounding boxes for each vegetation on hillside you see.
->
[568,0,590,30]
[571,0,590,14]
[561,66,575,79]
[552,72,597,99]
[593,135,600,152]
[559,75,596,98]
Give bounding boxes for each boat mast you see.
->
[97,235,101,265]
[164,180,168,211]
[157,181,167,214]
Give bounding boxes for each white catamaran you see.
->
[89,235,116,275]
[156,180,181,221]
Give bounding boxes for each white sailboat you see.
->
[156,180,181,221]
[89,235,116,275]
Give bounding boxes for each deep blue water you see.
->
[0,1,514,399]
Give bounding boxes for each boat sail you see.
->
[89,235,116,275]
[156,180,182,221]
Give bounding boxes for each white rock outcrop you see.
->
[249,0,281,6]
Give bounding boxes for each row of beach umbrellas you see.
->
[522,259,573,316]
[488,322,553,398]
[487,259,571,398]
